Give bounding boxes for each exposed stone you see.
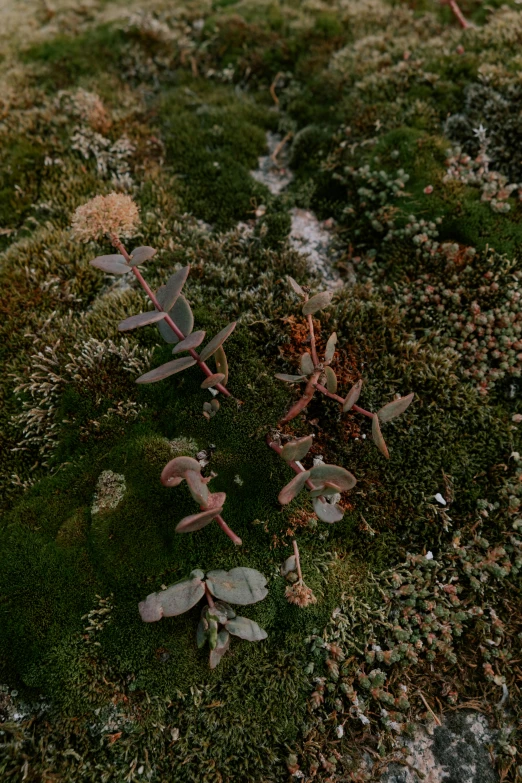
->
[91,470,126,515]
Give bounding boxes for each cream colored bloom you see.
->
[285,580,317,608]
[71,193,139,242]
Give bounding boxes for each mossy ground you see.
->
[1,0,522,781]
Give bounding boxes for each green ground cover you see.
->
[1,0,522,780]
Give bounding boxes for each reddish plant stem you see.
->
[307,313,319,367]
[215,514,242,547]
[313,382,374,418]
[266,436,316,491]
[292,539,302,581]
[111,237,231,398]
[445,0,470,29]
[204,582,215,609]
[279,372,320,425]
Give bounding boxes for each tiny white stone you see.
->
[434,493,446,506]
[362,434,367,439]
[425,551,434,560]
[336,725,344,738]
[511,452,520,461]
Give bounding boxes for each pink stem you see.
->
[313,382,374,418]
[307,313,319,367]
[215,515,242,546]
[446,0,470,29]
[112,237,231,398]
[204,582,215,609]
[292,539,302,581]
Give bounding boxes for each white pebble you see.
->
[434,493,446,505]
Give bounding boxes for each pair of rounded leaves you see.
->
[197,602,267,668]
[286,277,334,317]
[278,457,356,524]
[139,567,268,623]
[90,246,156,276]
[372,393,414,459]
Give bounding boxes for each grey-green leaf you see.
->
[138,575,205,621]
[225,616,267,642]
[309,483,342,498]
[200,322,237,362]
[281,435,314,463]
[172,330,206,354]
[136,356,196,384]
[201,373,225,389]
[156,266,190,311]
[214,346,229,386]
[196,618,208,648]
[206,567,268,605]
[209,629,230,669]
[90,255,130,275]
[300,352,314,376]
[185,470,209,507]
[118,310,166,332]
[372,414,390,458]
[343,379,363,412]
[377,393,414,423]
[278,469,311,505]
[129,246,157,265]
[275,373,307,383]
[312,497,344,523]
[325,366,337,394]
[161,456,201,487]
[309,463,356,491]
[302,291,333,316]
[157,294,194,345]
[287,276,305,297]
[324,332,337,365]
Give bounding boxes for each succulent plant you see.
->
[161,456,242,545]
[267,434,356,524]
[276,277,414,458]
[139,567,268,668]
[84,223,236,399]
[282,540,317,608]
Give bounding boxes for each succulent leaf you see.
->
[175,506,221,533]
[274,373,307,383]
[185,470,209,507]
[225,616,268,642]
[172,330,206,354]
[206,567,268,605]
[372,414,390,458]
[325,366,337,394]
[302,291,333,316]
[138,574,205,621]
[312,497,344,523]
[214,346,229,386]
[200,322,237,362]
[377,393,414,423]
[287,276,305,297]
[309,464,356,491]
[209,629,230,669]
[156,267,190,311]
[343,379,363,412]
[136,356,196,384]
[90,255,130,275]
[196,618,207,648]
[156,294,194,344]
[208,618,219,649]
[201,373,225,389]
[324,332,337,365]
[308,483,342,498]
[300,352,314,376]
[129,246,157,265]
[118,310,166,332]
[278,469,311,505]
[280,435,314,463]
[161,456,201,487]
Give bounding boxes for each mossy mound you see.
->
[1,1,522,781]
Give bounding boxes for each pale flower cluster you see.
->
[71,193,140,242]
[285,581,317,608]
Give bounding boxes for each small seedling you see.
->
[72,195,235,399]
[281,540,317,607]
[276,277,414,457]
[139,567,268,668]
[267,433,356,523]
[161,456,242,545]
